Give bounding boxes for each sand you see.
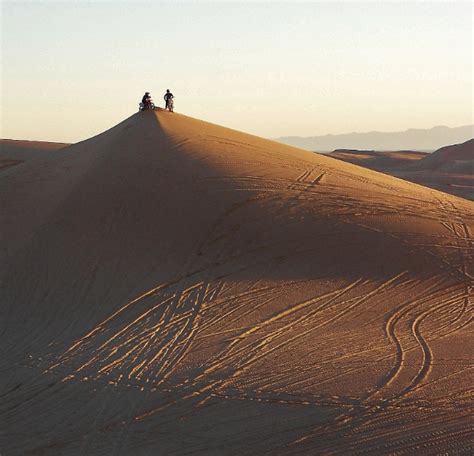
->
[1,110,473,455]
[328,149,429,169]
[329,140,473,201]
[0,139,69,171]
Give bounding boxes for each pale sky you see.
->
[1,1,473,143]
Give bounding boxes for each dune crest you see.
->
[0,138,69,171]
[2,110,473,455]
[329,139,473,200]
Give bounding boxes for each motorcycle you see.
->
[166,97,174,113]
[139,99,155,111]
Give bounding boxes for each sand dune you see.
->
[329,149,428,170]
[0,139,69,171]
[329,140,473,201]
[2,110,473,455]
[414,139,473,173]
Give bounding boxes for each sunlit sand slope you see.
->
[1,110,473,455]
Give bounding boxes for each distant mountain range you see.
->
[276,125,473,152]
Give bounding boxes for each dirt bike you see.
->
[139,100,155,111]
[166,97,174,113]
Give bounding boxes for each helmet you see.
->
[166,89,170,92]
[145,92,150,95]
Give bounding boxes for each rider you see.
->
[164,89,174,110]
[142,92,152,108]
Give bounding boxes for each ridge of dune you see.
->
[0,138,69,171]
[328,140,474,201]
[2,110,473,455]
[328,149,428,170]
[0,138,70,149]
[415,138,474,170]
[0,139,70,161]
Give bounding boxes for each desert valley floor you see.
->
[1,110,473,455]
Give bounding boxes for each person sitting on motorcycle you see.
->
[164,89,174,110]
[142,92,152,108]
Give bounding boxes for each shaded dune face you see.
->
[328,141,474,201]
[2,111,473,455]
[0,139,69,171]
[328,150,429,171]
[419,138,474,167]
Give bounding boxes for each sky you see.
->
[1,1,473,143]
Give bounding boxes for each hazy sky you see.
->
[1,1,473,142]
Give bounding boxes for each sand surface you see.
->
[1,110,473,455]
[329,141,473,201]
[0,139,69,171]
